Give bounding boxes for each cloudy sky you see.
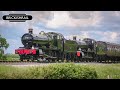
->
[0,11,120,54]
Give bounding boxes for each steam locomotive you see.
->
[15,28,120,62]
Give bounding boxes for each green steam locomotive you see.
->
[15,28,120,62]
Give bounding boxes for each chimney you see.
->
[73,36,76,40]
[28,28,33,34]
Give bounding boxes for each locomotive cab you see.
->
[47,32,64,50]
[83,38,96,51]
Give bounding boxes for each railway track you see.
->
[0,60,66,64]
[0,60,120,64]
[0,60,48,63]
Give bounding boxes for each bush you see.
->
[0,54,7,60]
[0,54,2,60]
[2,55,7,60]
[0,64,98,79]
[28,63,98,79]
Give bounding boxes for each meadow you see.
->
[0,63,120,79]
[0,54,20,61]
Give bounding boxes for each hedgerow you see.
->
[0,63,98,79]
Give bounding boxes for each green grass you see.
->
[3,54,20,61]
[0,63,120,79]
[0,65,30,79]
[80,63,120,79]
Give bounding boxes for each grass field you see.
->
[3,54,20,61]
[85,63,120,79]
[0,63,120,79]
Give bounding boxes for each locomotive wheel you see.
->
[37,59,40,62]
[31,57,35,62]
[32,59,34,62]
[31,56,34,62]
[86,59,88,62]
[20,56,23,61]
[20,59,23,61]
[48,59,53,63]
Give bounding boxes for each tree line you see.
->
[0,34,9,60]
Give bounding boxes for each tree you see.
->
[0,35,9,55]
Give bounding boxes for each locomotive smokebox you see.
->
[28,28,33,34]
[73,36,76,40]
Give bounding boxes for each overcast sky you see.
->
[0,11,120,54]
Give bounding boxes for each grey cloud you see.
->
[30,11,53,20]
[68,11,120,31]
[68,11,95,19]
[95,11,120,33]
[0,12,6,20]
[100,11,120,26]
[66,11,120,32]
